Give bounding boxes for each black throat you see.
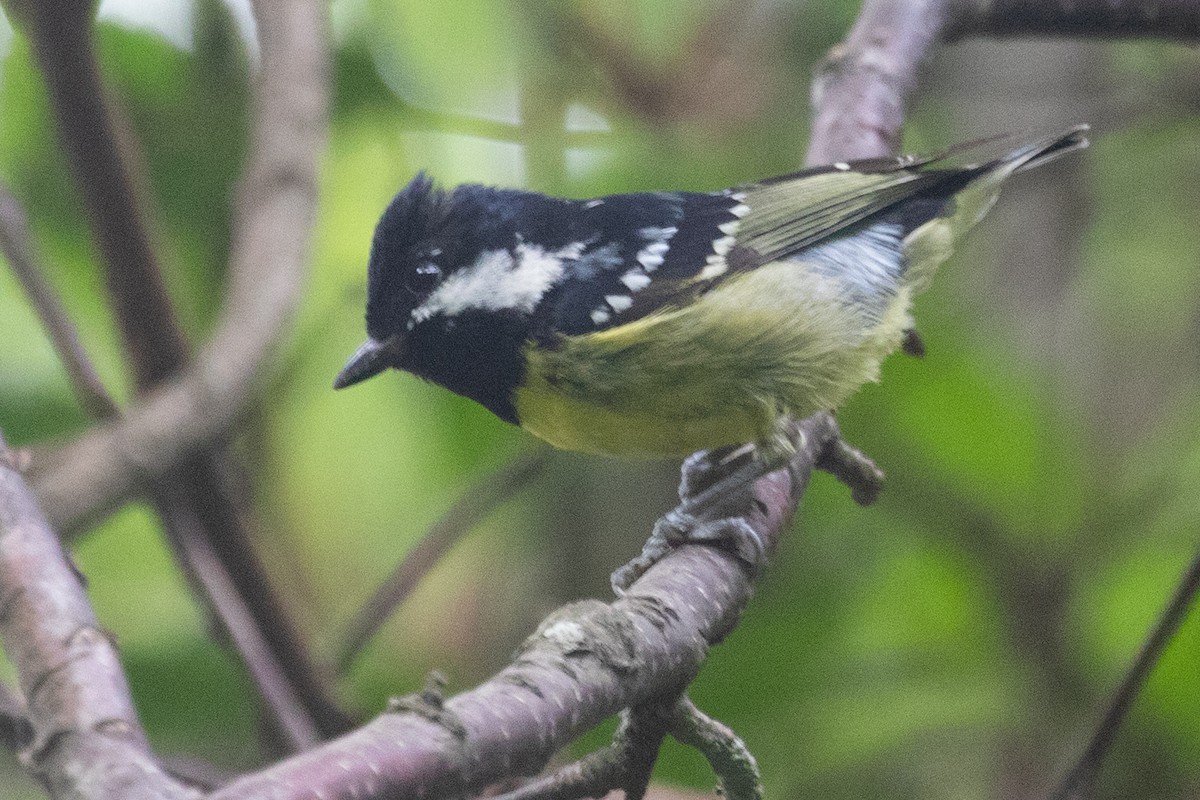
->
[402,309,530,424]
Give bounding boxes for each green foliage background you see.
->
[0,1,1198,797]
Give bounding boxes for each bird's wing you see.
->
[536,163,954,340]
[537,127,1088,339]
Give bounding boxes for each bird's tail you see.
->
[992,124,1091,175]
[902,124,1090,294]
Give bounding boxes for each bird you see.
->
[335,126,1088,467]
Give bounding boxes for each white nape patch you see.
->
[620,270,652,291]
[410,243,570,323]
[590,308,611,325]
[605,294,633,312]
[584,199,604,209]
[730,203,751,218]
[834,162,851,171]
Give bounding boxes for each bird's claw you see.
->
[611,508,767,593]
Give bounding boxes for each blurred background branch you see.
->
[0,184,119,421]
[3,0,348,755]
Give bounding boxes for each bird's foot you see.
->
[610,508,768,593]
[610,429,802,593]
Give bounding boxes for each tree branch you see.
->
[0,432,194,800]
[0,183,119,421]
[806,0,949,165]
[28,0,328,535]
[206,413,841,800]
[1,0,189,389]
[808,0,1198,170]
[942,0,1200,42]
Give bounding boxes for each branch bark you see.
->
[806,0,949,165]
[208,413,840,800]
[0,434,194,800]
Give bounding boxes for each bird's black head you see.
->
[335,173,571,423]
[364,171,455,342]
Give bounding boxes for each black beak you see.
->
[334,335,404,389]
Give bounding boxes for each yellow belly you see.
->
[513,263,913,457]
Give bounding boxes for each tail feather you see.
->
[987,124,1091,174]
[899,124,1089,294]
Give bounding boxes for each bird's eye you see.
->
[408,261,442,296]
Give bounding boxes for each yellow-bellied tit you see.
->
[335,126,1088,577]
[336,126,1087,452]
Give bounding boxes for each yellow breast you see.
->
[512,262,913,457]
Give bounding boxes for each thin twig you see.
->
[336,448,549,674]
[487,704,671,800]
[155,453,350,743]
[0,183,119,420]
[155,481,322,752]
[668,696,762,800]
[1049,543,1200,800]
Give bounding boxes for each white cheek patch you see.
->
[410,243,570,324]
